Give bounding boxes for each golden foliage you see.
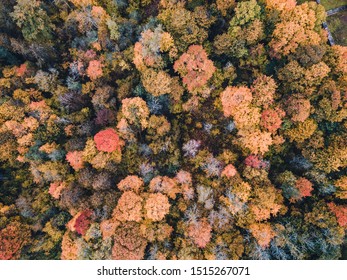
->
[286,118,317,143]
[112,222,147,260]
[249,185,284,221]
[121,97,150,129]
[117,175,144,194]
[113,191,143,222]
[141,69,172,96]
[269,3,323,57]
[216,0,236,16]
[220,86,253,118]
[334,177,347,200]
[144,193,171,221]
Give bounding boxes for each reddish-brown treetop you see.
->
[94,128,123,153]
[174,45,216,92]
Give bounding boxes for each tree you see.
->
[278,60,330,94]
[67,210,93,236]
[221,164,237,178]
[113,191,143,222]
[229,0,261,27]
[264,0,296,12]
[117,175,144,193]
[286,119,317,143]
[133,26,175,70]
[141,68,173,96]
[66,150,84,171]
[328,203,347,228]
[260,108,285,133]
[10,0,53,42]
[87,60,103,80]
[238,129,273,155]
[49,181,67,199]
[147,115,171,138]
[144,193,171,222]
[244,155,269,169]
[269,2,325,58]
[249,222,276,248]
[158,3,214,51]
[149,176,180,199]
[94,128,124,153]
[295,178,313,198]
[112,222,147,260]
[0,221,30,260]
[121,97,150,129]
[220,86,253,118]
[220,85,276,155]
[100,219,119,241]
[327,45,347,75]
[187,218,212,248]
[334,177,347,199]
[251,75,277,108]
[174,45,215,93]
[61,231,79,260]
[216,0,235,16]
[249,184,284,221]
[285,96,311,122]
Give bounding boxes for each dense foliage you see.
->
[0,0,347,260]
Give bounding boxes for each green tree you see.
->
[10,0,53,42]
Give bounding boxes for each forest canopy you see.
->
[0,0,347,260]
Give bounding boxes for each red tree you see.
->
[328,203,347,228]
[260,108,285,133]
[67,210,93,235]
[0,221,30,260]
[295,178,313,199]
[94,128,124,152]
[174,45,215,92]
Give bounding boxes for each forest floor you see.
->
[298,0,347,45]
[320,0,347,45]
[321,0,347,10]
[328,9,347,45]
